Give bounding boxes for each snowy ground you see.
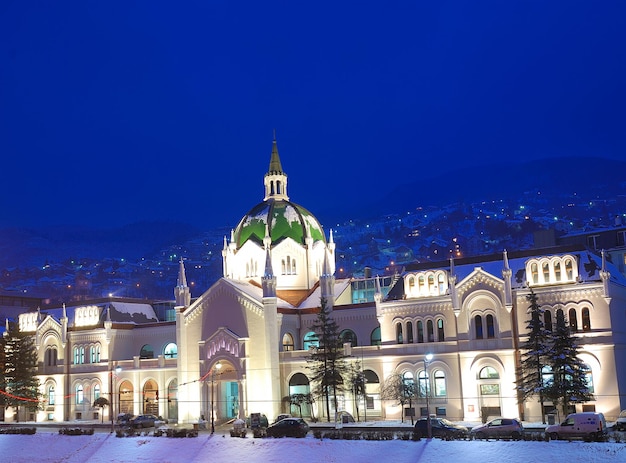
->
[1,430,625,463]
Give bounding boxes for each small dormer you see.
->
[74,305,103,327]
[404,270,448,298]
[18,312,39,333]
[526,254,578,286]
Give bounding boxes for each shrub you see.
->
[58,428,94,436]
[0,427,36,435]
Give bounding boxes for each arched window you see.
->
[340,329,358,347]
[94,384,101,400]
[79,347,85,364]
[46,347,57,366]
[403,372,415,400]
[544,311,552,331]
[486,314,495,338]
[282,333,295,351]
[164,343,178,359]
[582,308,591,331]
[583,364,594,393]
[140,344,154,359]
[75,384,84,404]
[418,370,428,398]
[437,319,444,342]
[73,347,79,364]
[428,275,436,294]
[408,276,415,292]
[554,262,562,282]
[417,321,424,343]
[90,346,96,363]
[396,323,403,344]
[542,262,550,282]
[303,332,319,350]
[569,309,578,331]
[48,385,55,405]
[426,320,434,342]
[370,327,381,346]
[531,263,539,284]
[542,365,553,387]
[418,276,425,295]
[556,308,564,324]
[475,315,483,339]
[478,366,499,379]
[406,322,414,343]
[565,259,573,280]
[434,370,446,397]
[438,273,446,294]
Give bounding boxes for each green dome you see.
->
[234,199,326,248]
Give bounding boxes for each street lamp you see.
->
[109,364,122,433]
[210,361,222,434]
[424,353,433,439]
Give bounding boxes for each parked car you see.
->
[545,412,607,442]
[266,417,310,438]
[246,413,269,428]
[470,418,524,440]
[129,414,159,428]
[616,410,626,431]
[274,413,292,424]
[413,417,468,439]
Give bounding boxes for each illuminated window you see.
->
[75,384,84,404]
[554,262,562,282]
[434,370,446,397]
[340,329,358,347]
[438,273,446,294]
[583,364,594,393]
[542,262,550,282]
[48,385,55,405]
[565,259,573,280]
[428,275,436,294]
[531,263,538,284]
[282,333,294,351]
[303,332,319,350]
[79,347,85,364]
[479,366,499,379]
[94,384,100,400]
[542,365,553,387]
[281,256,297,275]
[164,343,178,359]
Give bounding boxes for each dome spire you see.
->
[264,133,289,201]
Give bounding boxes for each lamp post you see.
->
[109,364,122,433]
[424,353,433,439]
[210,361,222,434]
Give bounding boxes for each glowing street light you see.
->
[424,353,433,439]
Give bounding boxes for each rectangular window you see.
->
[480,384,500,395]
[436,407,446,416]
[366,395,375,410]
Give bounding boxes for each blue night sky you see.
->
[1,2,625,230]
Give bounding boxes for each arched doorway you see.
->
[206,360,240,425]
[288,373,312,418]
[167,379,178,421]
[143,379,158,415]
[118,380,134,415]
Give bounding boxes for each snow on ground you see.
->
[1,431,625,463]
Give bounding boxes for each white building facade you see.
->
[9,139,626,425]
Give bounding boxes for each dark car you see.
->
[116,413,134,426]
[413,417,468,439]
[129,414,159,428]
[266,417,310,438]
[470,417,524,440]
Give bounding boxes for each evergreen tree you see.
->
[2,320,43,421]
[515,288,551,423]
[307,298,349,422]
[545,310,594,415]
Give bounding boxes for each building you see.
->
[6,138,626,424]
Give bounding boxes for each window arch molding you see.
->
[526,254,579,286]
[403,270,449,298]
